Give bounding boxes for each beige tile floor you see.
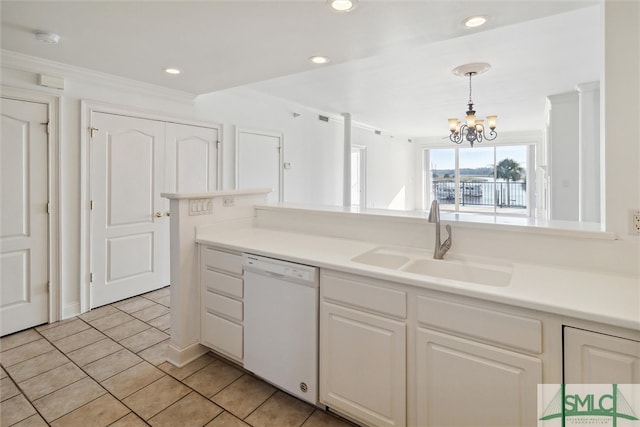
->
[0,287,355,427]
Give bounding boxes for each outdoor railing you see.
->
[433,180,527,209]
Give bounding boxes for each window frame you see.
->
[423,142,536,218]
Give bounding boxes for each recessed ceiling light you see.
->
[464,15,487,28]
[35,31,60,44]
[309,56,330,65]
[164,68,181,75]
[327,0,358,13]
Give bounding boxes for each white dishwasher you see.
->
[242,253,319,405]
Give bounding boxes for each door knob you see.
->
[165,211,171,217]
[155,211,163,218]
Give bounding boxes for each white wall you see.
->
[194,88,415,210]
[194,88,344,206]
[351,126,415,210]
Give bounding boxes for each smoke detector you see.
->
[35,31,60,44]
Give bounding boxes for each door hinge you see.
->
[90,127,99,138]
[216,141,221,149]
[47,202,51,214]
[90,273,94,283]
[90,200,93,210]
[47,282,51,293]
[41,122,50,134]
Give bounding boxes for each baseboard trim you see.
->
[166,341,209,367]
[62,302,81,320]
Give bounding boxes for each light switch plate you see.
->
[630,210,640,235]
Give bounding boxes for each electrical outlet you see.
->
[223,196,235,207]
[630,210,640,235]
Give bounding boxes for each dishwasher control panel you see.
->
[243,254,318,286]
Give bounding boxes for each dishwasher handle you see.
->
[264,270,286,280]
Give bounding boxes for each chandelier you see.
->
[447,65,497,147]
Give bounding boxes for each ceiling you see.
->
[0,1,601,137]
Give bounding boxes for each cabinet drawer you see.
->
[322,271,406,319]
[201,311,243,361]
[202,269,243,298]
[417,295,542,354]
[201,246,242,275]
[203,290,243,322]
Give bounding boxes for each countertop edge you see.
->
[196,227,640,333]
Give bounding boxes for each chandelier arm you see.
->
[484,129,498,141]
[449,125,465,144]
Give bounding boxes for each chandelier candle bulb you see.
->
[486,115,498,130]
[466,114,476,128]
[449,118,459,131]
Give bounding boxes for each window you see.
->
[351,145,366,207]
[426,144,533,216]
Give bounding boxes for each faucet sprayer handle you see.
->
[442,224,452,251]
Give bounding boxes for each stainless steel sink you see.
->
[351,246,512,287]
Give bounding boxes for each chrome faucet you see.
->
[428,200,452,259]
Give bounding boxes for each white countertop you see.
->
[197,224,640,331]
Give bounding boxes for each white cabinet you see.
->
[416,328,541,427]
[564,326,640,384]
[200,246,244,362]
[320,270,406,427]
[415,295,542,427]
[318,270,548,427]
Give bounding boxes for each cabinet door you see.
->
[564,327,640,384]
[416,328,541,427]
[320,302,406,427]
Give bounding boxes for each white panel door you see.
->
[237,129,281,203]
[165,123,219,194]
[164,122,218,284]
[564,327,640,384]
[91,113,167,308]
[416,327,541,427]
[0,98,49,335]
[320,302,406,427]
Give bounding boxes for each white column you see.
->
[342,113,352,207]
[546,92,580,222]
[604,0,639,235]
[577,81,600,223]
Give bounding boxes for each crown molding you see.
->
[1,49,196,104]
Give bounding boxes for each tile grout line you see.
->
[1,297,169,426]
[5,321,124,426]
[46,295,185,425]
[3,288,348,427]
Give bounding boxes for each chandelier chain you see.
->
[468,72,474,105]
